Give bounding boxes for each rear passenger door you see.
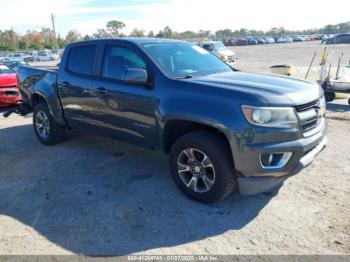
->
[58,44,101,130]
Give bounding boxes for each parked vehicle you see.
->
[276,36,287,43]
[199,41,236,65]
[324,33,350,44]
[9,53,25,62]
[285,36,293,43]
[50,51,61,61]
[17,38,327,203]
[0,57,9,62]
[292,35,305,42]
[263,37,275,44]
[237,37,248,45]
[247,37,258,45]
[35,51,52,62]
[254,37,265,44]
[0,63,22,106]
[5,61,29,71]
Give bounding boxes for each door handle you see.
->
[97,87,107,94]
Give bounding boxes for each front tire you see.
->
[169,131,237,203]
[33,103,65,145]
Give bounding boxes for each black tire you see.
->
[169,131,237,203]
[348,98,350,106]
[33,103,65,145]
[325,92,335,102]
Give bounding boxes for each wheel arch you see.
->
[162,118,235,165]
[30,89,66,126]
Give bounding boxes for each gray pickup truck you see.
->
[17,38,327,203]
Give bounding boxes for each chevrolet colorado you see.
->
[18,38,327,203]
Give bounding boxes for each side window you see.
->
[202,44,211,51]
[67,45,96,76]
[102,46,146,80]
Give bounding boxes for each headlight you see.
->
[220,55,228,61]
[242,105,298,128]
[320,95,326,110]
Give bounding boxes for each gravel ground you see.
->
[0,42,349,256]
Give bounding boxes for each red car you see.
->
[0,63,22,107]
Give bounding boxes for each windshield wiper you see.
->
[176,74,193,79]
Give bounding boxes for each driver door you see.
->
[90,45,157,147]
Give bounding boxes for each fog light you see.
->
[260,152,292,169]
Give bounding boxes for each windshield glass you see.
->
[0,65,14,74]
[212,42,227,51]
[142,42,231,78]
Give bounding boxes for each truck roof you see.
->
[68,38,186,47]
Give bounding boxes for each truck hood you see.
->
[190,71,322,105]
[0,74,17,88]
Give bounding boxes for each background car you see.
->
[285,36,293,43]
[247,37,258,45]
[324,33,350,44]
[0,62,22,107]
[9,53,25,62]
[35,51,52,62]
[292,35,305,42]
[237,37,248,45]
[276,36,287,43]
[263,37,275,44]
[254,37,265,44]
[199,41,236,64]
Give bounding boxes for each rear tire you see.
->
[169,131,237,203]
[33,103,65,145]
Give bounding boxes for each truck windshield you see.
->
[212,42,227,51]
[142,42,232,78]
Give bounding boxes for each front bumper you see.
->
[0,87,23,107]
[234,119,327,195]
[238,136,327,194]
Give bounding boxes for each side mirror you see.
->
[124,68,148,85]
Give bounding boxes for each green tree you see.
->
[66,30,81,43]
[93,29,111,39]
[106,20,126,37]
[215,29,233,38]
[41,27,57,49]
[147,30,155,37]
[0,29,19,51]
[163,26,173,38]
[129,28,145,37]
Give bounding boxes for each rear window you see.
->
[67,45,96,76]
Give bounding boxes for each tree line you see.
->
[1,20,349,51]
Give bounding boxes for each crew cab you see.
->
[17,38,327,203]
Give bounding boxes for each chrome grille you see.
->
[294,99,323,135]
[294,100,318,112]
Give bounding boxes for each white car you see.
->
[36,52,52,62]
[199,41,236,65]
[10,53,25,62]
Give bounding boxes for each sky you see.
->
[0,0,349,36]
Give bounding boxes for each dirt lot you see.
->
[233,41,350,74]
[0,42,349,256]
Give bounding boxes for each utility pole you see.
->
[51,13,56,39]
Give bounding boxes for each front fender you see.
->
[158,94,245,164]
